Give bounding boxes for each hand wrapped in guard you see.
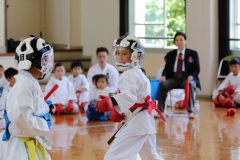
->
[46,100,55,115]
[96,95,113,112]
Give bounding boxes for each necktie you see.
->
[176,53,183,79]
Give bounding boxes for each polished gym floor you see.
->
[46,98,240,160]
[0,99,228,160]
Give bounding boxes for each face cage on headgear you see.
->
[15,45,54,80]
[112,40,145,72]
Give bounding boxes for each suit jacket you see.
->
[162,48,201,90]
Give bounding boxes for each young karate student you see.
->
[87,47,119,93]
[68,61,89,110]
[45,63,78,114]
[213,58,240,107]
[97,34,163,160]
[0,68,18,110]
[86,74,111,121]
[0,36,54,160]
[0,65,8,97]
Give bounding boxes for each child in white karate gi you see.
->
[0,68,18,128]
[87,47,119,93]
[0,36,54,160]
[213,58,240,107]
[86,74,111,121]
[0,65,8,97]
[68,61,89,110]
[45,62,78,114]
[97,34,163,160]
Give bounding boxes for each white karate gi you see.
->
[68,74,89,104]
[0,76,8,88]
[90,86,111,100]
[45,76,78,113]
[212,72,240,104]
[0,71,52,160]
[0,85,11,110]
[87,63,119,93]
[0,85,11,128]
[104,67,161,160]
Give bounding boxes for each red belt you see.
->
[107,95,166,145]
[130,95,166,122]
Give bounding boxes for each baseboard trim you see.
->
[197,95,212,99]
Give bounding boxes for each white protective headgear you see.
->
[15,36,54,80]
[112,34,144,72]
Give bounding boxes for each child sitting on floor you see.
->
[0,68,18,128]
[45,63,78,114]
[213,58,240,107]
[0,65,8,97]
[86,74,112,121]
[68,61,89,110]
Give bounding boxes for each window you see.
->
[229,0,240,50]
[129,0,186,48]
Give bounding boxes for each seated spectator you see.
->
[213,58,240,108]
[0,68,18,128]
[0,67,18,110]
[86,74,111,121]
[158,32,201,119]
[87,47,119,93]
[0,65,8,97]
[68,61,89,110]
[45,63,78,114]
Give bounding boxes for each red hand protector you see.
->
[221,98,232,107]
[223,86,235,97]
[227,100,236,108]
[55,104,64,114]
[76,90,81,94]
[66,101,74,113]
[183,80,190,107]
[97,96,113,112]
[99,95,108,99]
[110,107,124,122]
[227,108,236,116]
[214,94,221,106]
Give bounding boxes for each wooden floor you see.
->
[46,99,240,160]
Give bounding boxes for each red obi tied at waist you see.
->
[130,95,166,122]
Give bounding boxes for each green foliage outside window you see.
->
[145,0,186,46]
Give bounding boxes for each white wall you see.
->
[70,0,81,48]
[7,0,42,40]
[186,0,218,96]
[44,0,69,47]
[0,56,16,69]
[0,0,6,53]
[80,0,119,65]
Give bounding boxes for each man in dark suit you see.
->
[158,32,201,119]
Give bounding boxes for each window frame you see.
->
[128,0,186,52]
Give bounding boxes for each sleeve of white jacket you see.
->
[67,82,77,101]
[81,75,90,91]
[217,73,231,91]
[113,75,138,113]
[44,78,59,104]
[108,68,119,93]
[87,67,94,87]
[7,83,49,136]
[0,88,8,110]
[235,86,240,93]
